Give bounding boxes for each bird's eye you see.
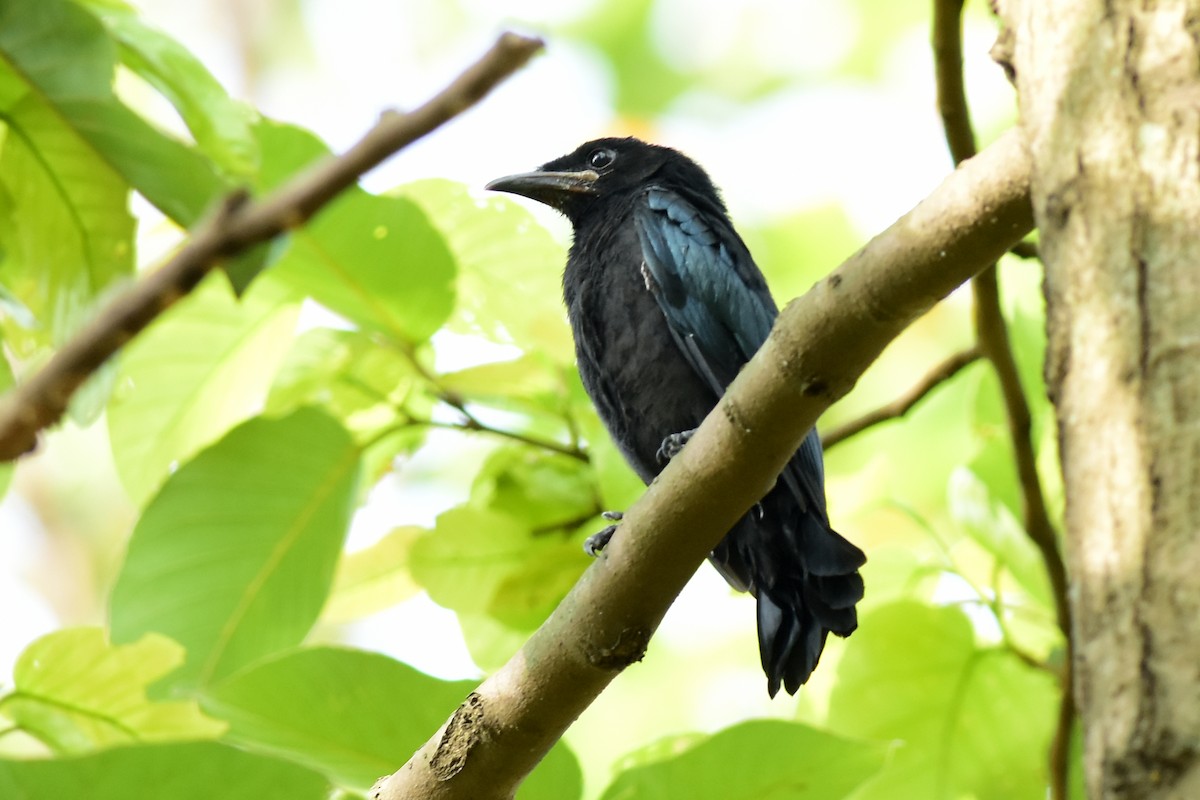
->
[588,148,615,169]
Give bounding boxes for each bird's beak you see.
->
[485,169,600,208]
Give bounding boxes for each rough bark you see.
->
[1005,1,1200,796]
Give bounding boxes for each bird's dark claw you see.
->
[584,524,618,556]
[656,428,696,464]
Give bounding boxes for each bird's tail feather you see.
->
[716,510,865,697]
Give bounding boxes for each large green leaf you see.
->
[0,0,226,225]
[0,628,223,754]
[0,58,133,351]
[598,720,886,800]
[107,273,300,507]
[255,122,456,342]
[0,741,329,799]
[321,526,424,623]
[79,0,259,179]
[201,645,580,799]
[109,408,360,692]
[827,601,1059,800]
[395,179,573,363]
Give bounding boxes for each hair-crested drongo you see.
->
[487,137,865,697]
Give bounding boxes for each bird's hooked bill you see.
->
[485,169,600,207]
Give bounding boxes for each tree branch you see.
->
[821,346,982,449]
[371,129,1033,800]
[932,3,1072,798]
[0,32,545,462]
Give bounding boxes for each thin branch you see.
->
[372,129,1034,800]
[0,32,545,462]
[821,346,981,449]
[932,2,1072,798]
[1010,239,1040,260]
[415,418,588,462]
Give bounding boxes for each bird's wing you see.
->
[634,187,828,514]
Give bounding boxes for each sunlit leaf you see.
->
[255,122,456,341]
[0,0,226,226]
[0,741,329,799]
[827,601,1058,800]
[395,179,573,363]
[322,526,424,623]
[107,273,300,506]
[110,408,360,692]
[80,0,259,179]
[598,720,887,800]
[266,327,430,441]
[411,506,587,631]
[2,628,223,754]
[470,446,596,532]
[0,39,133,350]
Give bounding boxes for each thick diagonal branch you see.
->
[0,32,544,462]
[373,129,1033,800]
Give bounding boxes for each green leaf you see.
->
[827,601,1059,800]
[266,327,430,441]
[520,737,583,800]
[456,612,530,674]
[0,741,329,799]
[109,408,360,692]
[948,467,1052,608]
[0,62,133,351]
[412,506,587,630]
[79,0,259,179]
[410,507,530,615]
[322,526,424,623]
[202,646,581,797]
[256,122,456,342]
[470,446,596,532]
[395,179,573,363]
[1,628,223,754]
[0,351,12,499]
[107,273,299,506]
[0,0,227,226]
[440,354,568,413]
[202,647,465,790]
[598,720,887,800]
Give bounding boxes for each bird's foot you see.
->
[656,429,696,464]
[584,511,623,556]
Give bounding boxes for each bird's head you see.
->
[486,137,722,224]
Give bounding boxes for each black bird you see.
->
[487,138,865,697]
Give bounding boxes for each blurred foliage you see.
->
[0,1,1069,799]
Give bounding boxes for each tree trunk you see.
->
[1005,0,1200,796]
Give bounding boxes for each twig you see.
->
[415,418,588,462]
[932,2,1072,798]
[821,346,981,449]
[372,129,1034,800]
[1010,239,1040,260]
[0,32,545,461]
